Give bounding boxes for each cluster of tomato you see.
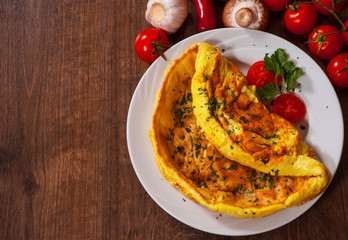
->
[245,0,347,123]
[262,0,348,88]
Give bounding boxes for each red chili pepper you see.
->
[192,0,217,32]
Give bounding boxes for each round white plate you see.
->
[126,28,344,236]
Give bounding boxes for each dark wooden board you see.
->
[0,0,347,239]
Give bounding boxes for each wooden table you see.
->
[0,1,347,239]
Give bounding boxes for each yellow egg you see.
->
[150,42,330,218]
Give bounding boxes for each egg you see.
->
[150,42,330,218]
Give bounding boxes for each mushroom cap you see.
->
[222,0,269,30]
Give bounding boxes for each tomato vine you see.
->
[298,0,348,33]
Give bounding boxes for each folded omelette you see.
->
[149,42,330,218]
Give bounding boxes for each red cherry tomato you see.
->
[307,25,343,60]
[134,29,170,63]
[247,61,282,89]
[327,53,348,88]
[313,0,346,15]
[260,0,291,12]
[192,0,217,32]
[284,3,317,35]
[272,94,306,123]
[342,20,348,45]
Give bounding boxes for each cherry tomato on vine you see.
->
[272,93,306,123]
[134,28,170,63]
[313,0,346,16]
[342,19,348,45]
[260,0,291,12]
[284,3,317,35]
[307,25,343,60]
[327,53,348,88]
[247,61,282,89]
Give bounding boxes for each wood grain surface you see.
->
[0,0,347,239]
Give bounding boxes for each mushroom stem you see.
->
[235,8,253,27]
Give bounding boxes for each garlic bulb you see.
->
[145,0,188,35]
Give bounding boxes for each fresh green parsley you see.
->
[256,48,302,100]
[228,164,237,170]
[209,165,215,178]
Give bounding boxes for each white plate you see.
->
[126,28,344,236]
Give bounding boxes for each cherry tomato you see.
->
[313,0,346,16]
[247,61,282,89]
[192,0,217,32]
[342,19,348,45]
[272,94,306,123]
[134,29,170,63]
[260,0,291,12]
[327,53,348,88]
[284,3,317,35]
[307,25,343,60]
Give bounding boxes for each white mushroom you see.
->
[145,0,188,35]
[223,0,269,30]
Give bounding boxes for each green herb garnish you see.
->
[209,165,215,178]
[256,48,302,100]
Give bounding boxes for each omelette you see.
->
[149,42,330,218]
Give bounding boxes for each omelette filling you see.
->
[194,48,301,168]
[168,84,308,209]
[205,87,301,166]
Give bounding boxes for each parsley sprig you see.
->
[256,49,302,100]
